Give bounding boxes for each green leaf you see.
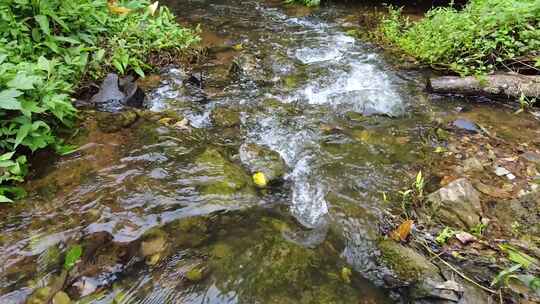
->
[7,73,41,90]
[0,89,23,110]
[37,56,54,76]
[0,152,15,161]
[21,100,46,117]
[64,245,83,270]
[0,195,13,203]
[500,244,538,269]
[35,15,50,36]
[14,123,31,148]
[0,54,7,64]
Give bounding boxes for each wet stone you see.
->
[239,143,287,184]
[378,239,441,283]
[52,291,71,304]
[140,228,168,257]
[96,110,138,133]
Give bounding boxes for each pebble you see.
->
[495,167,510,176]
[507,173,516,180]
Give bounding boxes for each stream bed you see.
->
[2,0,540,303]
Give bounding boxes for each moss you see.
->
[378,239,440,282]
[195,148,254,196]
[185,267,204,282]
[211,243,233,259]
[171,216,210,248]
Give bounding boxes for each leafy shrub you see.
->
[379,0,540,75]
[0,0,199,201]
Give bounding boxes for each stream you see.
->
[2,0,538,303]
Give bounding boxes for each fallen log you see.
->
[428,73,540,100]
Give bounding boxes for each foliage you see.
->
[378,0,540,75]
[0,0,199,200]
[64,244,83,270]
[435,227,457,245]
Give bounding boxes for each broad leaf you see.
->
[0,89,23,110]
[14,123,31,148]
[35,15,50,36]
[7,73,41,90]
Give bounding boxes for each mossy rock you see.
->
[96,110,138,133]
[378,239,440,282]
[171,216,210,248]
[195,148,254,196]
[239,143,287,184]
[185,267,205,282]
[26,287,52,304]
[52,291,71,304]
[210,107,241,128]
[211,243,233,259]
[140,228,168,257]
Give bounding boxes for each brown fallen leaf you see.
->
[390,219,414,242]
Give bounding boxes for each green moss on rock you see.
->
[378,239,440,282]
[195,148,254,196]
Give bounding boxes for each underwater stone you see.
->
[140,228,168,257]
[195,148,254,196]
[52,291,71,304]
[96,110,138,133]
[26,287,52,304]
[239,143,287,184]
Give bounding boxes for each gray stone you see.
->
[426,178,482,229]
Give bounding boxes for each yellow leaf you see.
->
[252,172,267,188]
[390,220,414,242]
[108,4,132,15]
[232,44,243,51]
[341,267,352,284]
[148,1,159,16]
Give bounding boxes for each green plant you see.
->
[470,222,487,236]
[516,92,537,113]
[0,0,199,200]
[378,0,540,75]
[436,227,457,245]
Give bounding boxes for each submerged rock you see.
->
[195,148,254,196]
[96,110,138,133]
[210,107,241,128]
[239,143,287,184]
[27,287,52,304]
[229,53,267,83]
[172,216,210,248]
[52,291,71,304]
[140,228,168,258]
[425,178,482,229]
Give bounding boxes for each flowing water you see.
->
[2,1,526,303]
